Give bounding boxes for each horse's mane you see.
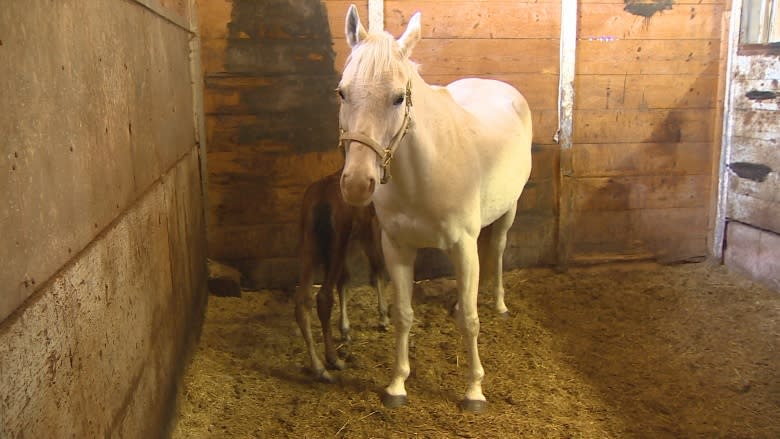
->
[345,32,419,80]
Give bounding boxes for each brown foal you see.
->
[294,170,389,382]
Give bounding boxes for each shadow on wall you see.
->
[570,51,717,261]
[225,0,341,154]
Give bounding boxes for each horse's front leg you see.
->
[450,235,486,412]
[381,232,416,408]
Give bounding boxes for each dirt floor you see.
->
[172,262,779,438]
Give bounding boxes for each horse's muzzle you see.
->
[340,171,376,206]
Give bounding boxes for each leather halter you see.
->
[338,80,413,184]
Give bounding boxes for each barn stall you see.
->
[1,0,778,438]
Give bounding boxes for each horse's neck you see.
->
[383,76,471,200]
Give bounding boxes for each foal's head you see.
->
[338,5,421,206]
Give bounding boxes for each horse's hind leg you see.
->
[482,201,517,315]
[295,259,332,382]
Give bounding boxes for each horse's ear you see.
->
[398,12,421,57]
[345,4,367,48]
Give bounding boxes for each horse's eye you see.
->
[393,94,405,106]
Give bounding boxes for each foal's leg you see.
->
[450,235,486,412]
[362,228,390,331]
[381,233,416,408]
[318,235,350,371]
[294,256,331,382]
[337,269,351,341]
[483,202,517,315]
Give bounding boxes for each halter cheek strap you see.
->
[338,80,413,184]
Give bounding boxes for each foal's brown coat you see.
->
[294,171,389,382]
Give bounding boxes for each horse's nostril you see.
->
[368,177,376,193]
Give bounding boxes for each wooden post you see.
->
[556,0,577,270]
[368,0,383,32]
[713,0,744,260]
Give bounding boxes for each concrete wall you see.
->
[0,0,208,437]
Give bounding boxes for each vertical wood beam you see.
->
[556,0,578,270]
[713,0,744,260]
[188,0,209,232]
[369,0,384,32]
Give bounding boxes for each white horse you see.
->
[337,5,532,412]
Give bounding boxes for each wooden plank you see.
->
[726,193,780,234]
[732,78,780,112]
[205,111,557,153]
[208,223,300,260]
[518,179,557,215]
[731,108,780,142]
[203,74,340,115]
[733,53,780,80]
[575,74,719,110]
[421,73,559,111]
[529,144,559,181]
[730,136,780,170]
[506,214,557,267]
[383,1,560,39]
[208,181,306,226]
[205,113,341,154]
[579,0,722,4]
[728,172,778,204]
[409,38,560,75]
[577,40,720,75]
[574,109,715,143]
[579,3,722,40]
[198,1,367,41]
[207,150,343,187]
[724,222,780,290]
[571,143,712,177]
[571,207,709,262]
[571,175,711,211]
[531,110,559,145]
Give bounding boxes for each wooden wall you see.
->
[0,0,207,436]
[200,0,366,287]
[199,0,729,288]
[567,0,726,264]
[722,50,780,289]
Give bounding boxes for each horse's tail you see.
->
[312,202,333,272]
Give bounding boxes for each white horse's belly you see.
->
[479,144,531,226]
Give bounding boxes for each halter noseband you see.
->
[338,80,413,184]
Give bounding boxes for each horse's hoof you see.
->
[460,398,487,413]
[381,392,408,408]
[341,331,352,342]
[497,310,509,319]
[378,322,389,332]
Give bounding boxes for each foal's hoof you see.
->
[381,392,408,408]
[377,321,390,332]
[497,310,510,319]
[315,369,335,383]
[459,398,487,413]
[327,358,347,371]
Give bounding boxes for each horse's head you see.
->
[337,4,421,206]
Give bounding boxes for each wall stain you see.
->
[226,0,340,153]
[624,0,674,18]
[728,162,772,183]
[745,90,777,101]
